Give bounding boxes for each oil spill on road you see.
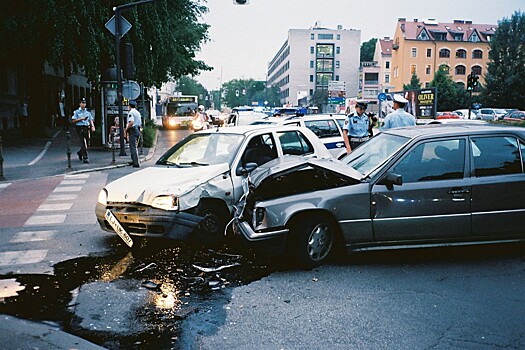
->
[0,238,279,349]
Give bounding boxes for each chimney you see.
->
[398,18,406,22]
[454,19,465,24]
[414,18,418,22]
[465,20,473,24]
[384,36,390,41]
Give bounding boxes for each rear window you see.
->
[277,130,315,156]
[304,119,341,138]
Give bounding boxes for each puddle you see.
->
[0,238,278,349]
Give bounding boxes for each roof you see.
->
[382,124,525,140]
[379,38,393,56]
[399,19,497,42]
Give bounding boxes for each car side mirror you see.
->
[377,172,403,189]
[236,162,258,176]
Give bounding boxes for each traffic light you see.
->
[467,74,474,91]
[472,75,479,88]
[120,42,135,80]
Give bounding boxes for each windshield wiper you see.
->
[157,160,182,167]
[178,161,209,166]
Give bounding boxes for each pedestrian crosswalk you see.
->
[0,173,99,270]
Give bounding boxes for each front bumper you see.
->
[233,218,288,255]
[95,202,202,241]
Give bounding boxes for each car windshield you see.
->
[495,109,507,114]
[341,133,409,176]
[156,133,244,167]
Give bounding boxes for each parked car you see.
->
[503,110,525,122]
[478,108,507,121]
[453,109,480,119]
[205,109,223,125]
[96,125,332,248]
[252,114,348,159]
[436,112,460,119]
[227,111,269,126]
[234,124,525,267]
[424,119,488,125]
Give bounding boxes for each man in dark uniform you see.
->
[342,100,370,154]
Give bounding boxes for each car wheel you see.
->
[194,202,230,246]
[290,215,335,268]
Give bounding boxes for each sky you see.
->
[194,0,523,90]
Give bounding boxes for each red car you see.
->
[436,112,461,119]
[503,111,525,122]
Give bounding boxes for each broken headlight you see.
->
[151,195,178,211]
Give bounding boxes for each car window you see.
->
[471,136,522,177]
[392,139,466,183]
[304,119,341,138]
[242,133,278,166]
[335,118,345,130]
[277,130,315,156]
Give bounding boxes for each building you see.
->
[391,18,496,91]
[373,37,395,93]
[267,23,360,111]
[358,61,381,114]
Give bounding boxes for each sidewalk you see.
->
[1,126,156,182]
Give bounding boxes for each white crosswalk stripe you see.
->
[25,214,67,226]
[10,230,56,242]
[0,250,48,266]
[37,203,73,211]
[53,186,82,193]
[0,182,11,189]
[47,194,78,201]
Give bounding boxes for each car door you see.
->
[469,135,525,238]
[301,119,346,159]
[371,137,471,242]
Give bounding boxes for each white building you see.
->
[267,23,361,110]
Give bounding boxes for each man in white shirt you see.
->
[382,94,416,130]
[126,100,142,168]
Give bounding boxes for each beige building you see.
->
[391,18,496,91]
[373,37,395,93]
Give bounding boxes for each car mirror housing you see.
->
[236,162,258,176]
[378,172,403,189]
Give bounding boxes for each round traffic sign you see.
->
[122,81,140,100]
[378,93,387,102]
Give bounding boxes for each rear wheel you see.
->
[290,215,335,268]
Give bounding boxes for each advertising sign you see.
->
[380,88,437,119]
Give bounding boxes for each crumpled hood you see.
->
[105,164,230,205]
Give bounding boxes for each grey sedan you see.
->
[234,124,525,267]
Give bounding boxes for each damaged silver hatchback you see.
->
[234,125,525,267]
[95,125,332,247]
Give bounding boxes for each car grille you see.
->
[105,202,167,235]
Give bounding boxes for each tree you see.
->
[221,79,271,108]
[429,65,469,111]
[176,76,208,106]
[0,0,210,135]
[360,38,377,62]
[482,11,525,110]
[403,73,422,90]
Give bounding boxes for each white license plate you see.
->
[105,209,133,248]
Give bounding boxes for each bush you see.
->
[142,121,157,147]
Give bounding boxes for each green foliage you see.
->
[360,38,377,62]
[482,11,525,110]
[141,120,157,147]
[311,89,328,110]
[176,76,208,106]
[429,65,469,111]
[222,79,279,108]
[403,73,422,90]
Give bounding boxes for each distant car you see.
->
[503,110,525,122]
[478,108,507,121]
[95,125,332,247]
[424,119,488,125]
[251,114,348,159]
[436,112,460,119]
[234,124,525,267]
[453,109,480,119]
[227,111,269,126]
[205,109,222,125]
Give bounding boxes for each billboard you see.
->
[380,88,437,119]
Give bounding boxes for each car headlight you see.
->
[151,195,178,211]
[98,189,107,205]
[253,207,266,228]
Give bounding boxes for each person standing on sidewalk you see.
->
[125,100,142,168]
[342,100,370,154]
[382,94,416,129]
[71,98,95,163]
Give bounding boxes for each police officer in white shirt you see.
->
[126,100,142,168]
[382,94,416,129]
[342,100,371,153]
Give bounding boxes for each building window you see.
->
[456,49,467,58]
[385,61,390,69]
[440,65,450,74]
[455,65,466,75]
[310,61,314,68]
[310,46,315,54]
[410,65,416,75]
[335,75,340,81]
[469,32,480,42]
[335,61,340,69]
[426,65,431,74]
[317,44,334,57]
[385,74,390,83]
[318,34,333,40]
[336,46,340,54]
[310,75,314,82]
[310,89,314,96]
[336,34,341,40]
[472,49,483,59]
[454,34,463,41]
[425,82,430,87]
[411,48,417,57]
[439,48,450,58]
[426,48,432,57]
[311,33,315,40]
[472,66,482,75]
[417,29,430,41]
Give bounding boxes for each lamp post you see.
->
[114,0,155,156]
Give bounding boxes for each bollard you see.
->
[0,136,5,181]
[139,127,144,156]
[66,130,71,169]
[111,131,116,164]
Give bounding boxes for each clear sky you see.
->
[194,0,523,90]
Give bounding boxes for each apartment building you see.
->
[373,37,395,93]
[267,24,360,109]
[391,18,496,91]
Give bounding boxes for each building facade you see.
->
[267,24,360,110]
[373,37,395,93]
[391,18,496,91]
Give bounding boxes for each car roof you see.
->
[195,124,313,136]
[381,124,525,139]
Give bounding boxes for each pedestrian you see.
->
[71,97,95,163]
[367,112,378,137]
[342,100,371,153]
[18,97,29,129]
[382,94,416,130]
[58,96,68,130]
[126,100,142,168]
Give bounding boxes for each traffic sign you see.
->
[378,93,387,101]
[122,81,140,100]
[105,15,132,38]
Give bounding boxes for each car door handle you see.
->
[447,188,470,195]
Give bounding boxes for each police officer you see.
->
[382,94,416,129]
[71,98,94,163]
[126,100,142,168]
[342,100,370,153]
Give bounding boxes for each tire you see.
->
[290,215,335,268]
[193,202,230,247]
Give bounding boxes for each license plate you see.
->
[105,209,133,248]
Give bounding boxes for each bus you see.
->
[162,95,198,129]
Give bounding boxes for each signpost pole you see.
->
[115,9,126,155]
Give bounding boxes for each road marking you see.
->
[65,174,90,179]
[0,250,48,266]
[11,230,56,242]
[28,141,52,166]
[53,186,82,193]
[37,203,73,211]
[60,180,86,185]
[0,183,11,189]
[47,194,78,201]
[25,214,66,226]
